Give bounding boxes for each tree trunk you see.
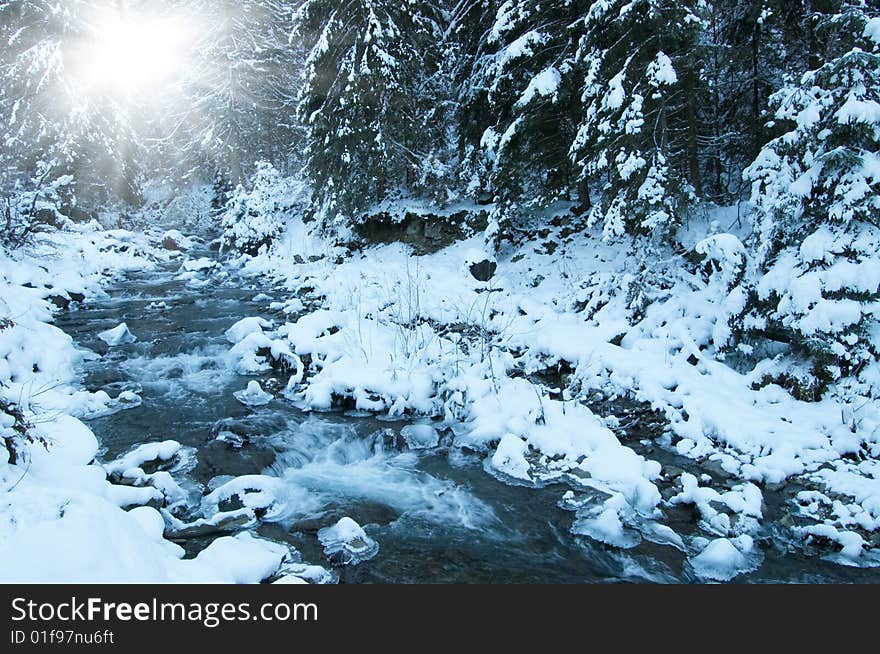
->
[751,18,762,160]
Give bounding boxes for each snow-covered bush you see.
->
[743,8,880,392]
[2,163,75,248]
[0,391,44,466]
[220,162,302,256]
[695,233,749,353]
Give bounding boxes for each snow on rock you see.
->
[182,257,215,273]
[572,496,642,549]
[202,475,285,518]
[104,440,184,477]
[690,536,760,581]
[161,229,192,251]
[234,380,274,407]
[105,483,165,509]
[225,316,274,344]
[32,415,99,468]
[97,322,137,346]
[317,517,379,565]
[273,574,309,584]
[184,532,290,584]
[489,434,532,482]
[127,506,167,542]
[669,473,763,536]
[225,324,300,375]
[795,523,866,562]
[273,563,336,585]
[163,508,257,539]
[463,247,497,282]
[67,389,142,420]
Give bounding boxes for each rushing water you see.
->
[54,244,880,583]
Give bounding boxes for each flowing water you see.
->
[54,243,880,583]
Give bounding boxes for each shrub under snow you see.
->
[220,162,304,256]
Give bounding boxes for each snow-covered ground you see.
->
[225,203,880,575]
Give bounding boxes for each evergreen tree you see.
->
[0,0,138,211]
[294,0,442,230]
[743,1,880,387]
[177,0,300,186]
[570,0,704,242]
[458,0,589,222]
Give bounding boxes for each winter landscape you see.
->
[1,0,879,584]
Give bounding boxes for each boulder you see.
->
[469,259,497,282]
[317,517,379,565]
[162,229,190,251]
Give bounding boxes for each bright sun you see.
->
[72,10,196,97]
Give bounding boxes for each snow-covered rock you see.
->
[489,434,532,482]
[182,257,215,272]
[317,517,379,565]
[690,536,760,581]
[161,230,192,251]
[234,380,273,407]
[225,316,273,344]
[104,440,185,478]
[98,322,137,346]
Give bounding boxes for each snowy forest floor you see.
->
[2,200,880,582]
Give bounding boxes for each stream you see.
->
[54,241,880,583]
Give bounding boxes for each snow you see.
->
[234,380,274,407]
[97,322,137,346]
[317,517,379,565]
[202,475,284,517]
[865,17,880,46]
[515,67,561,108]
[3,164,880,581]
[104,440,183,476]
[186,532,289,584]
[604,71,626,111]
[647,51,677,86]
[690,537,756,581]
[490,434,532,482]
[161,229,192,251]
[400,423,439,450]
[572,501,642,549]
[225,316,274,344]
[182,257,215,272]
[225,199,880,570]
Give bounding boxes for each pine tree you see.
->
[743,1,880,389]
[458,0,589,224]
[294,0,442,231]
[175,0,300,186]
[0,0,136,211]
[570,0,704,242]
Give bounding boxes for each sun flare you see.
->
[72,10,196,97]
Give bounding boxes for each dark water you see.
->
[54,246,880,584]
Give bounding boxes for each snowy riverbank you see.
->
[3,206,879,583]
[0,223,313,582]
[225,204,880,575]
